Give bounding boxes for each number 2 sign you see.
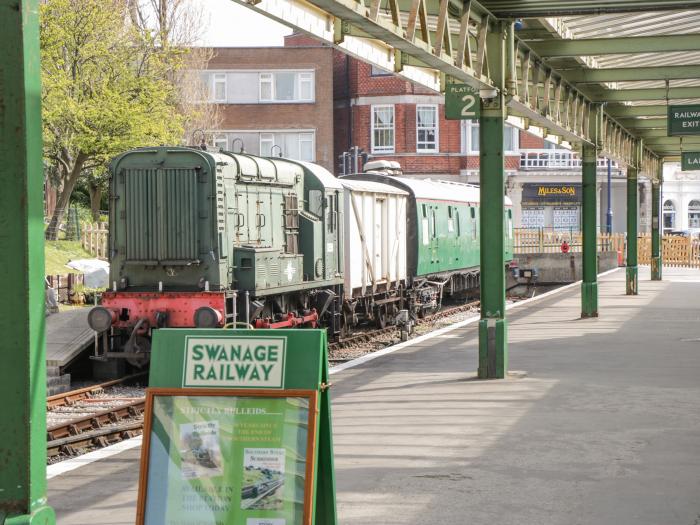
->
[445,83,480,120]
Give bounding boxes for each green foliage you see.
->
[40,0,185,181]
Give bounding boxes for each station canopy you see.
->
[235,0,700,176]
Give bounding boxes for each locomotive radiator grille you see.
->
[123,168,199,263]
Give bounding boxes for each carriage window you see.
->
[422,204,427,217]
[470,207,477,240]
[455,210,461,236]
[421,218,429,245]
[447,206,455,233]
[308,190,323,217]
[431,209,437,238]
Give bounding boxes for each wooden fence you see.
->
[81,222,108,259]
[513,229,626,255]
[638,235,700,268]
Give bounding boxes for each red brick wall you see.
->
[206,47,334,171]
[519,130,544,149]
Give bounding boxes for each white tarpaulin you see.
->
[66,259,110,289]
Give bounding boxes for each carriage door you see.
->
[324,190,341,279]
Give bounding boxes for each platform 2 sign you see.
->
[445,83,480,120]
[668,104,700,136]
[681,151,700,171]
[137,329,336,525]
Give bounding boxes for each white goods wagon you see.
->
[340,179,408,300]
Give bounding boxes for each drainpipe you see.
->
[606,158,613,233]
[346,54,353,150]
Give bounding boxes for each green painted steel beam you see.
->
[581,143,598,318]
[606,105,669,118]
[0,1,55,524]
[626,160,639,295]
[618,118,668,129]
[651,174,662,280]
[562,65,700,84]
[634,128,675,139]
[645,136,700,146]
[590,87,700,103]
[481,1,700,17]
[528,34,700,57]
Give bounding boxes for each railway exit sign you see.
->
[681,151,700,171]
[445,83,480,120]
[668,104,700,136]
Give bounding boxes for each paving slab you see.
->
[48,267,700,524]
[46,307,94,367]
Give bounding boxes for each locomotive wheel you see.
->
[126,335,151,368]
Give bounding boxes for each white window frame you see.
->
[258,71,315,103]
[298,72,314,102]
[212,73,227,102]
[259,73,274,102]
[416,104,439,153]
[299,132,315,161]
[371,104,395,154]
[260,133,274,157]
[461,121,519,154]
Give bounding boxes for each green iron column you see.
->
[626,151,639,295]
[581,144,598,317]
[651,165,663,281]
[0,1,55,524]
[478,23,508,379]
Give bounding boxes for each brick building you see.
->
[332,54,522,179]
[200,36,335,172]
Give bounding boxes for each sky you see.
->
[199,0,292,47]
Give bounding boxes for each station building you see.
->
[660,162,700,233]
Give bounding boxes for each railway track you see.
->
[46,373,147,459]
[329,300,480,353]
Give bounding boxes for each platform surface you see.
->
[48,267,700,524]
[46,307,94,367]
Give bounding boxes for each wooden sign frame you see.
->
[136,387,319,525]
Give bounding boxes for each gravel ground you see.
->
[47,385,146,428]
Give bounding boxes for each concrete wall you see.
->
[513,252,620,284]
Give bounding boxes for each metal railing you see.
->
[519,149,618,170]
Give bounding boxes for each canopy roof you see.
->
[234,0,700,174]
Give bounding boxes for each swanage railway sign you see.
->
[668,105,700,136]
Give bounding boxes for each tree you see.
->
[127,0,221,146]
[41,0,185,240]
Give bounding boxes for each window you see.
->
[299,133,314,161]
[258,71,315,103]
[259,73,273,101]
[416,105,438,152]
[212,73,227,102]
[371,65,392,77]
[299,73,313,101]
[260,133,274,157]
[689,200,700,228]
[431,209,437,237]
[470,207,477,240]
[461,121,519,153]
[372,105,395,153]
[447,206,455,232]
[663,200,676,232]
[213,134,228,150]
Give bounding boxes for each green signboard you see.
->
[445,83,480,120]
[681,151,700,171]
[137,329,336,525]
[667,104,700,136]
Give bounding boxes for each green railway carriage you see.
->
[342,173,514,312]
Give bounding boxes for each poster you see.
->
[142,392,314,525]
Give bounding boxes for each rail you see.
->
[519,149,618,170]
[513,229,625,255]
